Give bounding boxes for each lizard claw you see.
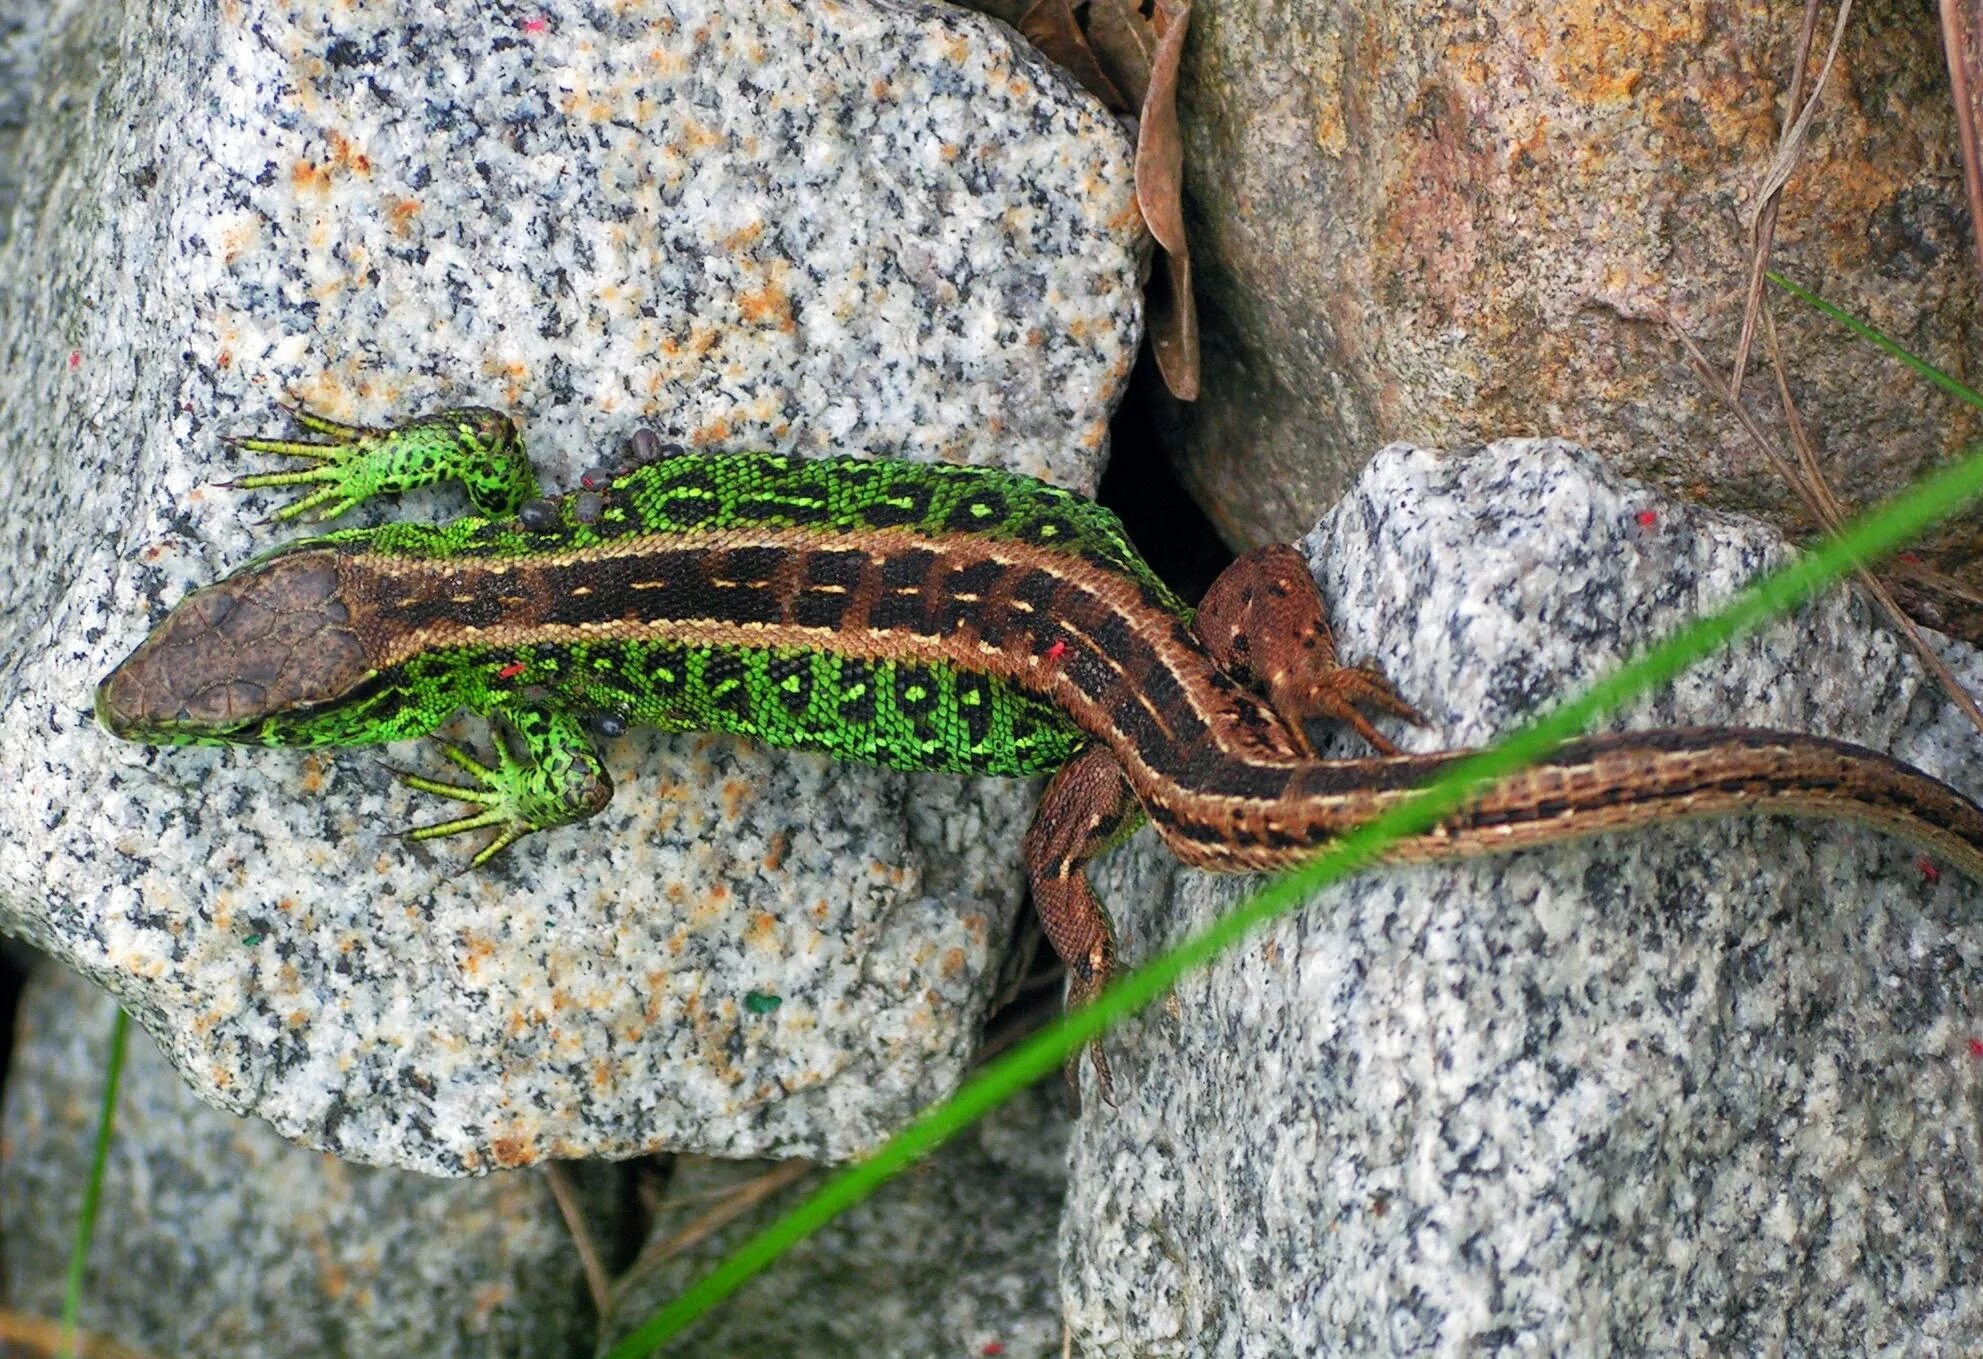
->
[1063,1040,1116,1112]
[1286,663,1427,756]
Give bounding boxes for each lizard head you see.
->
[96,547,385,747]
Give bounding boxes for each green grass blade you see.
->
[603,438,1983,1358]
[62,1005,128,1359]
[1768,272,1983,411]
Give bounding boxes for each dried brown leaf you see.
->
[1134,0,1189,256]
[1136,0,1196,396]
[1150,237,1200,398]
[1020,0,1130,110]
[1088,0,1158,109]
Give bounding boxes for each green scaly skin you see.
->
[102,407,1180,864]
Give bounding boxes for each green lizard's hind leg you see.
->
[394,706,612,867]
[1194,543,1425,756]
[1023,744,1146,1104]
[228,404,539,522]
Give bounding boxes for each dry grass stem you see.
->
[619,1158,817,1287]
[543,1162,613,1317]
[1938,0,1983,280]
[1675,320,1983,736]
[1730,0,1850,395]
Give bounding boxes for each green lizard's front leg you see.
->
[229,404,540,521]
[223,402,607,861]
[395,704,614,866]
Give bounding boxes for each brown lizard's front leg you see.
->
[1195,543,1424,755]
[1023,743,1143,1102]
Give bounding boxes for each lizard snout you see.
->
[96,548,375,742]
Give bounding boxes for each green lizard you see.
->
[97,404,1983,1088]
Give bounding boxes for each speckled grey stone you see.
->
[0,0,61,235]
[603,1084,1068,1357]
[1063,441,1983,1356]
[0,963,625,1357]
[0,0,1137,1174]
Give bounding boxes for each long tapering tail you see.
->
[1150,728,1983,879]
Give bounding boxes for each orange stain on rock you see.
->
[489,1134,536,1168]
[470,1282,514,1328]
[678,118,723,153]
[738,277,795,333]
[290,159,332,195]
[458,934,496,980]
[323,129,372,177]
[386,198,420,236]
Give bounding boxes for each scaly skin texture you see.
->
[98,405,1983,1092]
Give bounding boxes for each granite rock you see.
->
[0,0,1139,1173]
[0,0,61,234]
[1063,440,1983,1355]
[0,963,626,1357]
[1167,0,1983,595]
[603,1084,1068,1357]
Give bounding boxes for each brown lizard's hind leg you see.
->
[1023,743,1145,1103]
[1194,543,1425,756]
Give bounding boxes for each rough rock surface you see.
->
[1168,0,1983,587]
[0,0,1139,1173]
[604,1085,1068,1357]
[0,964,626,1357]
[1063,440,1983,1356]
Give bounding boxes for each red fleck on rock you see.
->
[1918,856,1942,884]
[1634,509,1657,527]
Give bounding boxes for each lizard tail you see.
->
[1152,728,1983,881]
